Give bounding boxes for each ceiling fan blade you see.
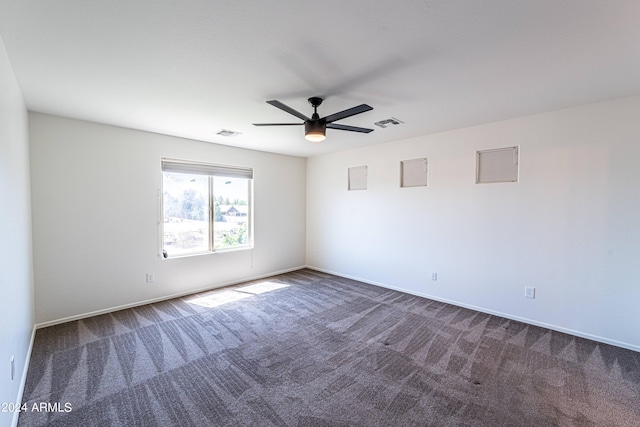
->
[326,123,373,133]
[253,123,304,126]
[266,100,311,121]
[323,104,373,123]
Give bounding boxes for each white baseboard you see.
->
[35,265,306,329]
[11,325,36,427]
[305,265,640,354]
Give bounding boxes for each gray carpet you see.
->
[18,269,640,426]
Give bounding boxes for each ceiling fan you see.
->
[253,97,373,142]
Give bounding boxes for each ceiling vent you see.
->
[374,117,404,128]
[216,129,242,137]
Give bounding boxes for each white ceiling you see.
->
[1,1,640,157]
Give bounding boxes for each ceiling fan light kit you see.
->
[305,124,326,142]
[254,96,373,143]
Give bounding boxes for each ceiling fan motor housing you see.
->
[306,97,326,141]
[305,118,326,133]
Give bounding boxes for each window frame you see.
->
[160,158,253,258]
[476,146,519,184]
[348,165,368,191]
[400,158,428,188]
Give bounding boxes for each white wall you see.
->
[307,95,640,351]
[0,36,34,427]
[29,113,306,325]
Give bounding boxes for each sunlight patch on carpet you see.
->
[185,281,289,308]
[236,281,289,295]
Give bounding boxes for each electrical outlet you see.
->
[431,273,438,281]
[524,286,535,299]
[10,356,15,381]
[146,273,155,283]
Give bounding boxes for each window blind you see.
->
[161,158,253,179]
[401,158,428,187]
[476,147,518,184]
[348,166,367,190]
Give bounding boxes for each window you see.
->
[476,146,519,184]
[161,158,253,257]
[400,158,428,187]
[348,165,368,190]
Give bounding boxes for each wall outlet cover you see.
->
[524,286,535,299]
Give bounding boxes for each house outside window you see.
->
[161,158,253,257]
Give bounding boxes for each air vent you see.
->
[216,129,242,137]
[374,117,403,128]
[476,146,519,184]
